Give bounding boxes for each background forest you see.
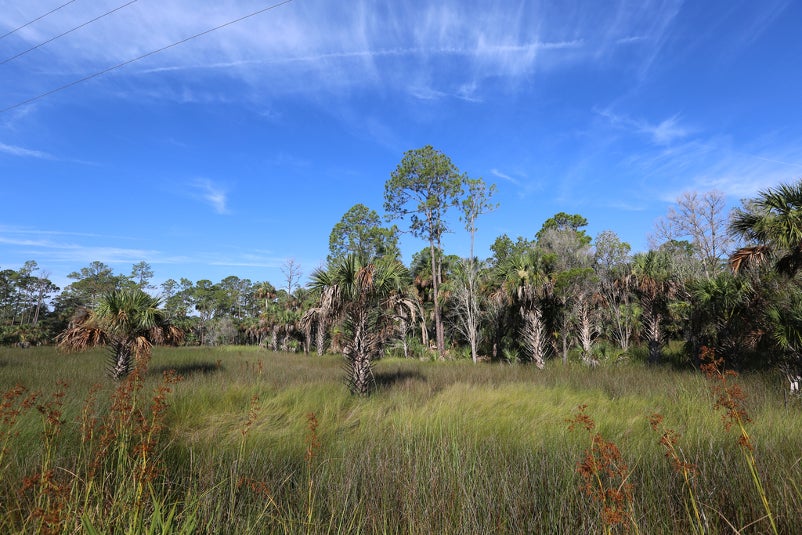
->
[3,146,802,386]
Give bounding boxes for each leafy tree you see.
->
[328,203,400,263]
[57,288,183,379]
[129,261,155,290]
[536,212,591,246]
[0,262,59,345]
[489,234,534,268]
[62,261,127,309]
[657,239,705,281]
[192,280,218,345]
[309,255,414,395]
[384,145,465,358]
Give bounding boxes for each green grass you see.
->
[1,345,801,533]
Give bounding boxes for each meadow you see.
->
[1,345,801,534]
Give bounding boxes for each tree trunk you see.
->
[576,295,598,365]
[316,317,326,356]
[521,306,547,369]
[347,312,374,395]
[398,317,409,358]
[644,307,663,364]
[109,341,133,380]
[430,240,445,359]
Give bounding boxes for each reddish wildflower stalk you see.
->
[25,380,70,535]
[699,346,777,535]
[132,370,183,511]
[567,405,638,534]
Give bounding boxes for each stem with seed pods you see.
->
[700,347,777,535]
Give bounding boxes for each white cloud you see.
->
[622,136,802,201]
[0,0,680,108]
[0,141,52,158]
[647,116,689,145]
[490,168,520,186]
[597,109,691,146]
[191,179,229,215]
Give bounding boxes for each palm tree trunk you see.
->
[399,317,409,358]
[348,312,374,395]
[644,306,663,364]
[316,317,326,356]
[109,341,132,380]
[521,306,547,369]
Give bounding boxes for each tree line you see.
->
[4,146,802,394]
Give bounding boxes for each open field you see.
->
[1,345,801,533]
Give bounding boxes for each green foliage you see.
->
[490,233,535,267]
[731,180,802,276]
[309,255,414,394]
[57,288,183,379]
[536,211,591,245]
[383,145,464,244]
[60,261,129,309]
[384,145,467,359]
[328,203,400,264]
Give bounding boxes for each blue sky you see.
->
[2,0,802,291]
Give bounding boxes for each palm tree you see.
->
[631,251,682,364]
[309,255,413,395]
[730,181,802,276]
[687,271,757,367]
[302,283,338,356]
[57,288,183,379]
[500,249,554,367]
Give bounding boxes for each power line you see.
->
[0,0,80,41]
[1,0,295,114]
[1,0,138,65]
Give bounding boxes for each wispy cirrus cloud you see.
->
[190,179,229,215]
[621,135,802,202]
[0,141,53,158]
[490,168,520,186]
[596,109,691,146]
[0,0,677,107]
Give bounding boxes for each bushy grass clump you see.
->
[1,345,800,533]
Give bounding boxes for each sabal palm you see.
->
[57,288,183,379]
[632,251,681,364]
[688,272,756,365]
[310,255,412,395]
[500,249,554,366]
[730,181,802,276]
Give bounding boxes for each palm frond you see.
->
[729,245,771,274]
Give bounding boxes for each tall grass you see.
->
[1,345,801,533]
